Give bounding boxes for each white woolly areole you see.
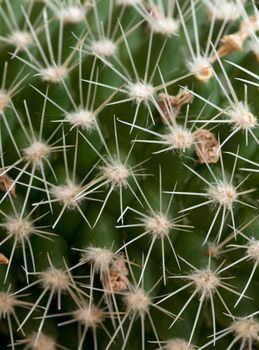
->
[101,161,130,187]
[26,333,56,350]
[39,66,68,83]
[23,141,50,166]
[246,239,259,261]
[165,338,194,350]
[58,6,85,23]
[190,269,220,296]
[0,292,16,316]
[41,268,70,292]
[8,30,33,50]
[164,126,194,150]
[91,39,117,57]
[127,82,154,103]
[3,217,33,241]
[0,90,9,112]
[74,303,104,328]
[143,213,171,238]
[65,109,95,130]
[81,247,115,272]
[231,318,259,340]
[207,182,237,208]
[149,17,179,37]
[116,0,142,5]
[206,0,240,22]
[187,57,213,82]
[124,288,151,316]
[51,181,81,208]
[228,103,257,130]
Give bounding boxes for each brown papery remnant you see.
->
[211,16,259,63]
[157,89,193,121]
[194,129,220,164]
[102,257,128,292]
[0,253,9,264]
[0,174,16,197]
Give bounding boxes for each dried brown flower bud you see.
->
[0,92,9,112]
[194,129,220,163]
[0,174,16,197]
[210,16,259,63]
[157,93,174,120]
[195,64,213,82]
[157,89,193,121]
[102,257,128,292]
[211,33,244,62]
[0,253,9,264]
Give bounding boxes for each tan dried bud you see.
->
[171,89,193,110]
[0,253,9,264]
[157,89,193,121]
[0,174,16,197]
[195,65,213,82]
[211,33,244,62]
[210,15,259,64]
[0,92,9,112]
[194,129,220,164]
[102,257,128,292]
[157,93,174,120]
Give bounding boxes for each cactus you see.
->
[0,0,258,349]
